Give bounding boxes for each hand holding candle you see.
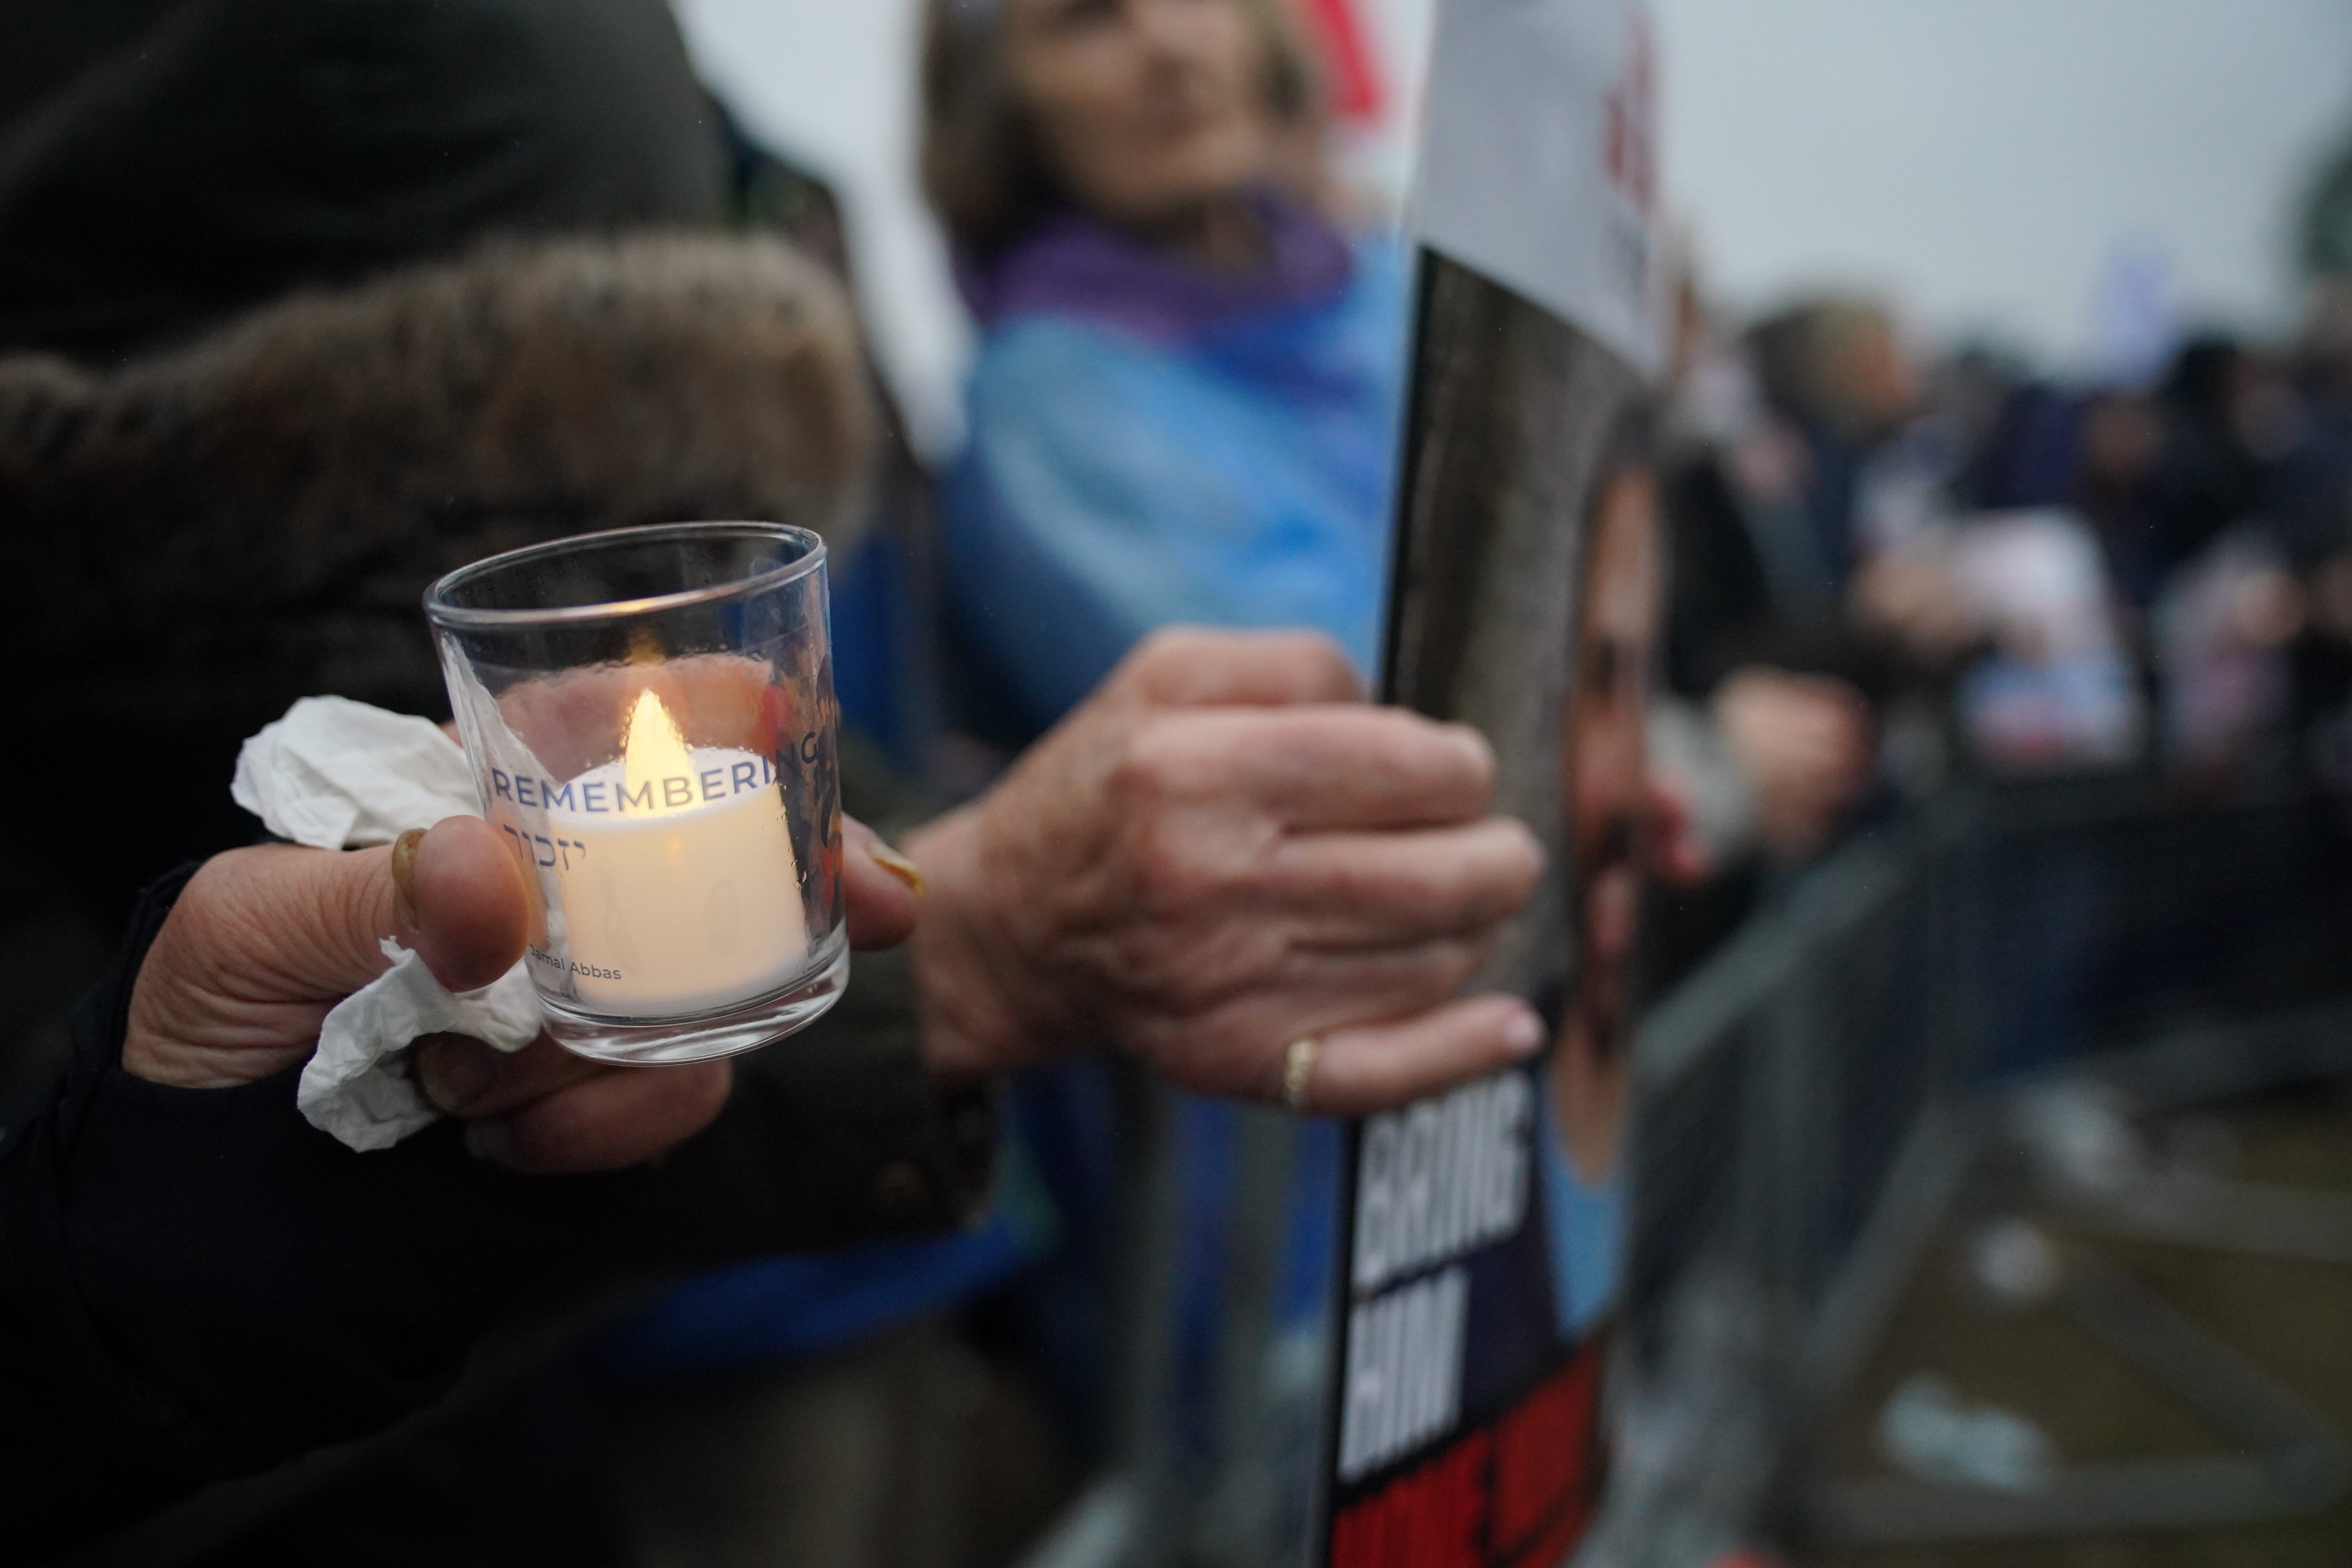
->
[123,808,925,1174]
[428,523,848,1065]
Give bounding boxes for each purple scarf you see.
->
[955,192,1355,343]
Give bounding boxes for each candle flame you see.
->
[622,687,696,813]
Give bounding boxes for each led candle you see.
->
[532,686,808,1016]
[434,521,848,1062]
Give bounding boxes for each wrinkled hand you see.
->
[1714,666,1875,858]
[903,630,1548,1114]
[123,814,922,1174]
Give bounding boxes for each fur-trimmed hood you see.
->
[2,230,875,715]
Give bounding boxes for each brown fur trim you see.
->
[0,231,875,711]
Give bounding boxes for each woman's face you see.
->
[1002,0,1278,230]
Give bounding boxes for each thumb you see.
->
[841,815,922,951]
[124,817,532,1087]
[387,817,534,993]
[268,815,530,999]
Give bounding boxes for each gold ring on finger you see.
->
[1281,1036,1321,1112]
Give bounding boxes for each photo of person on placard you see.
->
[1326,254,1699,1566]
[1365,263,1688,1382]
[1539,418,1665,1345]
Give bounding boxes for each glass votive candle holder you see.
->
[424,521,845,1064]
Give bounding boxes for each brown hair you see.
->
[1747,296,1897,437]
[919,0,1320,257]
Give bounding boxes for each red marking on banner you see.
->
[1301,0,1384,121]
[1329,1345,1604,1568]
[1602,11,1658,214]
[1492,1350,1599,1560]
[1330,1429,1489,1568]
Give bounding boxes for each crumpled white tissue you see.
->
[232,695,480,851]
[301,940,545,1150]
[230,695,546,1151]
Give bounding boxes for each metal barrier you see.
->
[1018,1074,1333,1568]
[1589,775,2352,1564]
[1020,775,2352,1568]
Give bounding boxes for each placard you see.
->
[1319,6,1662,1563]
[1417,0,1663,379]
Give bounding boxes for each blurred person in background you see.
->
[1651,288,1891,981]
[928,0,1403,730]
[1744,299,1918,602]
[918,0,1409,1469]
[1954,356,2172,612]
[2070,387,2171,610]
[2286,283,2352,789]
[2152,336,2308,568]
[1955,332,2316,779]
[2130,334,2320,780]
[1746,297,1982,677]
[1661,293,1924,855]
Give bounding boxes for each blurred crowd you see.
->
[7,0,2352,1564]
[1638,264,2352,982]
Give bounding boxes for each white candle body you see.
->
[538,746,808,1015]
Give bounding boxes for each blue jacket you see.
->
[947,239,1409,724]
[945,234,1412,1449]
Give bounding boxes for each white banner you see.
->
[1415,0,1665,379]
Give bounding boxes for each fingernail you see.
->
[1519,830,1550,877]
[390,828,426,923]
[419,1038,497,1114]
[864,837,927,896]
[1449,722,1497,767]
[464,1118,518,1165]
[1502,1008,1546,1056]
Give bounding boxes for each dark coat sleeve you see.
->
[607,939,997,1273]
[0,841,993,1558]
[1662,450,1915,705]
[0,866,629,1556]
[619,737,996,1266]
[0,0,724,363]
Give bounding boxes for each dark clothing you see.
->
[1960,381,2087,515]
[1663,449,1888,703]
[0,865,610,1558]
[1792,419,1868,598]
[0,0,723,364]
[0,7,1000,1555]
[1963,383,2175,609]
[0,838,993,1561]
[0,230,873,948]
[0,0,864,942]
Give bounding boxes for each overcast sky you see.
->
[673,0,2352,443]
[1655,0,2352,366]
